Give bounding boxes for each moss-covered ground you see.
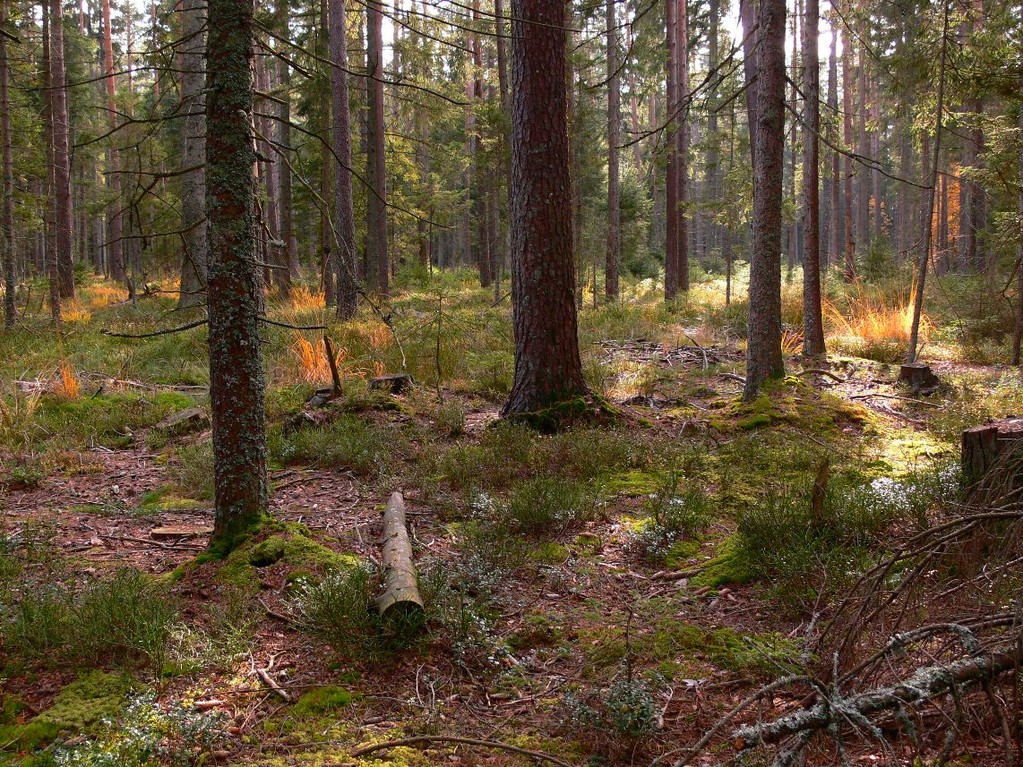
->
[0,270,1018,766]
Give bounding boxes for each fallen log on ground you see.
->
[375,491,424,631]
[732,647,1021,750]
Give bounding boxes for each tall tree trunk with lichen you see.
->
[102,0,130,297]
[206,0,268,551]
[502,0,586,416]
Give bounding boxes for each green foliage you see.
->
[167,440,214,501]
[276,415,390,475]
[289,566,380,658]
[3,569,177,671]
[499,475,598,536]
[563,677,657,742]
[632,472,711,563]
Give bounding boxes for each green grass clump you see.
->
[633,472,712,563]
[168,440,215,501]
[4,568,177,671]
[500,475,598,536]
[276,415,390,475]
[289,566,381,658]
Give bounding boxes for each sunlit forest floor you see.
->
[2,266,1022,766]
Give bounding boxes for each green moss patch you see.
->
[33,671,133,735]
[689,535,755,588]
[291,686,355,718]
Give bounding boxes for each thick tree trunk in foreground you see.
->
[330,0,357,318]
[178,0,207,308]
[206,0,268,551]
[743,0,786,399]
[502,0,586,416]
[801,0,825,357]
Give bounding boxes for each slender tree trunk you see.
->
[1,0,14,328]
[49,0,74,299]
[366,0,388,296]
[277,47,297,286]
[665,0,678,299]
[705,0,720,256]
[319,0,334,305]
[856,48,870,253]
[330,0,357,318]
[502,0,586,416]
[740,0,759,164]
[1012,108,1023,364]
[840,25,856,281]
[605,0,619,300]
[907,0,949,363]
[42,2,60,321]
[744,0,786,399]
[828,29,841,270]
[206,0,268,551]
[178,0,207,308]
[102,0,129,295]
[801,0,825,357]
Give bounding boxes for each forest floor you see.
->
[1,271,1022,767]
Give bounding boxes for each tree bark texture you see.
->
[102,0,128,294]
[48,0,74,299]
[366,0,388,296]
[801,0,825,357]
[330,0,357,318]
[178,0,207,308]
[502,0,586,416]
[605,0,619,301]
[206,0,268,550]
[743,0,786,399]
[1,0,14,328]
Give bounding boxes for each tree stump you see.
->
[369,373,414,395]
[961,418,1023,490]
[898,363,940,392]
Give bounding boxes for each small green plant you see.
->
[563,676,658,743]
[500,475,597,536]
[435,399,466,437]
[290,565,380,657]
[633,473,711,562]
[169,441,215,501]
[277,415,389,475]
[6,458,45,489]
[4,568,177,670]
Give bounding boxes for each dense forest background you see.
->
[1,0,1023,766]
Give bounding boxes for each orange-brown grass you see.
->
[825,286,930,346]
[54,361,81,400]
[81,283,128,308]
[288,285,323,312]
[60,299,92,324]
[781,328,804,356]
[292,335,347,385]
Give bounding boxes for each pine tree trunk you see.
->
[840,27,856,281]
[49,0,74,299]
[856,49,870,254]
[102,0,129,296]
[828,29,841,270]
[605,0,619,301]
[801,0,825,357]
[1,0,14,328]
[744,0,786,399]
[178,0,207,308]
[42,2,60,321]
[502,0,586,416]
[206,0,268,551]
[366,0,388,296]
[330,0,357,318]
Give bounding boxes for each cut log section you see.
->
[375,492,425,631]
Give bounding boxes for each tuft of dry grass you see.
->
[60,300,92,324]
[825,285,929,347]
[781,329,804,356]
[54,362,81,400]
